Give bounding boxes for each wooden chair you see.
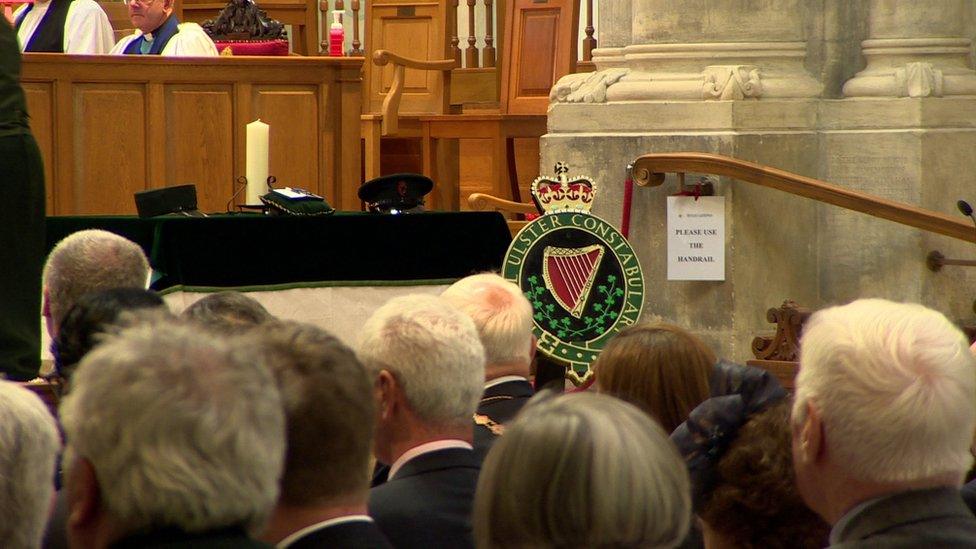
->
[372,0,579,209]
[360,0,460,208]
[467,192,536,236]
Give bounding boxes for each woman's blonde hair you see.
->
[594,323,715,433]
[474,392,691,548]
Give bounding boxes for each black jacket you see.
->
[368,447,480,549]
[472,379,534,461]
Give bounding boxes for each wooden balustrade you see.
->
[451,0,462,64]
[350,0,364,55]
[580,0,595,70]
[483,0,495,67]
[465,0,478,67]
[318,0,329,54]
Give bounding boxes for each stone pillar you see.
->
[583,0,822,101]
[843,0,976,97]
[543,1,976,363]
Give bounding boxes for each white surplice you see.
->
[13,0,115,54]
[110,22,218,56]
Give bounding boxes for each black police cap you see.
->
[358,173,434,214]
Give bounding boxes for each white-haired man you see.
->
[59,321,286,548]
[43,229,150,339]
[792,298,976,546]
[441,273,535,458]
[0,381,61,548]
[256,322,392,548]
[359,294,486,549]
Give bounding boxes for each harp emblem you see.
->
[543,245,604,318]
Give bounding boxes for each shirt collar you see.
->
[276,515,373,549]
[387,439,473,481]
[484,375,528,389]
[828,495,885,545]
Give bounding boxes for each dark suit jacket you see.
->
[960,478,976,515]
[831,487,976,547]
[472,379,534,460]
[285,520,393,549]
[368,447,480,549]
[109,527,270,548]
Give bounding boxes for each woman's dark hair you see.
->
[54,287,166,382]
[700,401,829,548]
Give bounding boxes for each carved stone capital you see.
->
[588,42,821,102]
[702,65,763,100]
[550,69,629,104]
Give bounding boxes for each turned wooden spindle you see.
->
[465,0,478,68]
[450,0,461,65]
[583,0,596,62]
[318,0,329,54]
[482,0,495,67]
[349,0,363,55]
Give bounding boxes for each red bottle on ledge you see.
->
[329,12,344,56]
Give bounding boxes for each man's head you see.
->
[0,381,61,549]
[792,299,976,519]
[59,321,286,548]
[252,321,374,509]
[357,294,485,463]
[43,230,150,338]
[441,273,534,380]
[125,0,174,35]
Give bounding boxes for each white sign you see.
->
[667,196,726,281]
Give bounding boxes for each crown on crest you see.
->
[530,162,596,214]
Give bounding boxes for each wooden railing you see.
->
[631,152,976,243]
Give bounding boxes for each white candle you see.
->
[245,119,270,205]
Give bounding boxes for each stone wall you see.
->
[545,0,976,362]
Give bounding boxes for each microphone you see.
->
[958,200,976,242]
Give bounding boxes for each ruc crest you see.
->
[503,166,644,386]
[531,162,596,214]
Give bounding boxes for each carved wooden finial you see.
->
[751,300,811,362]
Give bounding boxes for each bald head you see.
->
[43,230,150,338]
[442,273,534,379]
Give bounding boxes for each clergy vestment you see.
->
[13,0,114,54]
[0,17,45,380]
[111,14,217,56]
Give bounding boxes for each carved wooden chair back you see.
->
[363,0,455,117]
[499,0,579,115]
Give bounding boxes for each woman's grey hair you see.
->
[357,294,485,427]
[0,381,61,549]
[474,392,692,548]
[59,321,286,536]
